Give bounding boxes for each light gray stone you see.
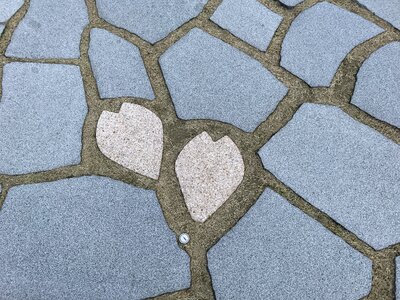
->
[208,189,372,299]
[96,0,207,43]
[259,104,400,250]
[0,63,87,174]
[211,0,282,51]
[279,0,303,6]
[0,176,190,299]
[0,0,23,22]
[6,0,88,58]
[89,29,154,99]
[176,132,244,223]
[281,2,383,86]
[0,24,4,34]
[96,103,163,179]
[160,28,288,132]
[358,0,400,30]
[351,42,400,128]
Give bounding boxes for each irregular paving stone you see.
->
[351,42,400,128]
[358,0,400,30]
[0,25,4,35]
[0,176,190,299]
[6,0,88,58]
[281,2,383,86]
[208,189,372,299]
[259,104,400,249]
[160,28,288,132]
[211,0,282,51]
[279,0,304,6]
[96,0,207,43]
[0,0,23,22]
[0,63,87,174]
[176,132,244,222]
[89,29,154,99]
[96,103,163,179]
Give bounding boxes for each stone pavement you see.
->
[0,0,399,299]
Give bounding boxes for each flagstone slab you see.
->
[211,0,282,51]
[351,42,400,128]
[0,0,23,22]
[0,176,190,299]
[281,2,383,86]
[259,104,400,250]
[0,63,87,175]
[160,28,288,132]
[357,0,400,30]
[208,189,372,299]
[89,29,154,99]
[279,0,304,6]
[96,0,207,43]
[6,0,88,58]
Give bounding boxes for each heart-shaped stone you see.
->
[176,132,244,222]
[96,103,163,179]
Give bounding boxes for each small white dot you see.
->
[179,233,190,244]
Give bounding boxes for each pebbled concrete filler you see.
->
[351,42,400,128]
[96,0,208,43]
[279,0,304,6]
[160,28,288,132]
[397,257,400,299]
[211,0,282,51]
[208,189,372,299]
[0,176,190,299]
[259,104,400,250]
[0,63,87,174]
[280,2,383,86]
[89,28,154,99]
[6,0,88,58]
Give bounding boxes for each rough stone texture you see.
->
[96,103,163,179]
[210,0,282,51]
[208,189,372,299]
[279,0,304,6]
[351,42,400,128]
[160,28,288,132]
[259,104,400,250]
[358,0,400,30]
[0,25,4,35]
[96,0,207,43]
[0,0,23,22]
[0,176,190,299]
[176,132,244,223]
[281,2,383,86]
[0,63,87,175]
[89,29,154,99]
[397,257,400,299]
[6,0,88,58]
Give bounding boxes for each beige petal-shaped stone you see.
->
[176,132,244,222]
[96,103,163,179]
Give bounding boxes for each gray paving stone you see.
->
[279,0,303,6]
[160,28,288,132]
[0,176,190,299]
[351,42,400,128]
[358,0,400,30]
[6,0,88,58]
[259,104,400,250]
[0,25,4,35]
[208,188,372,299]
[281,2,383,87]
[89,29,154,99]
[0,0,23,22]
[211,0,282,51]
[96,0,207,43]
[0,63,87,174]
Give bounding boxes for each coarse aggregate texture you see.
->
[96,0,208,43]
[351,41,400,128]
[0,63,87,174]
[397,257,400,299]
[0,176,191,299]
[357,0,400,30]
[160,28,288,132]
[280,2,383,86]
[210,0,282,51]
[259,104,400,250]
[89,28,154,99]
[208,189,372,300]
[5,0,88,58]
